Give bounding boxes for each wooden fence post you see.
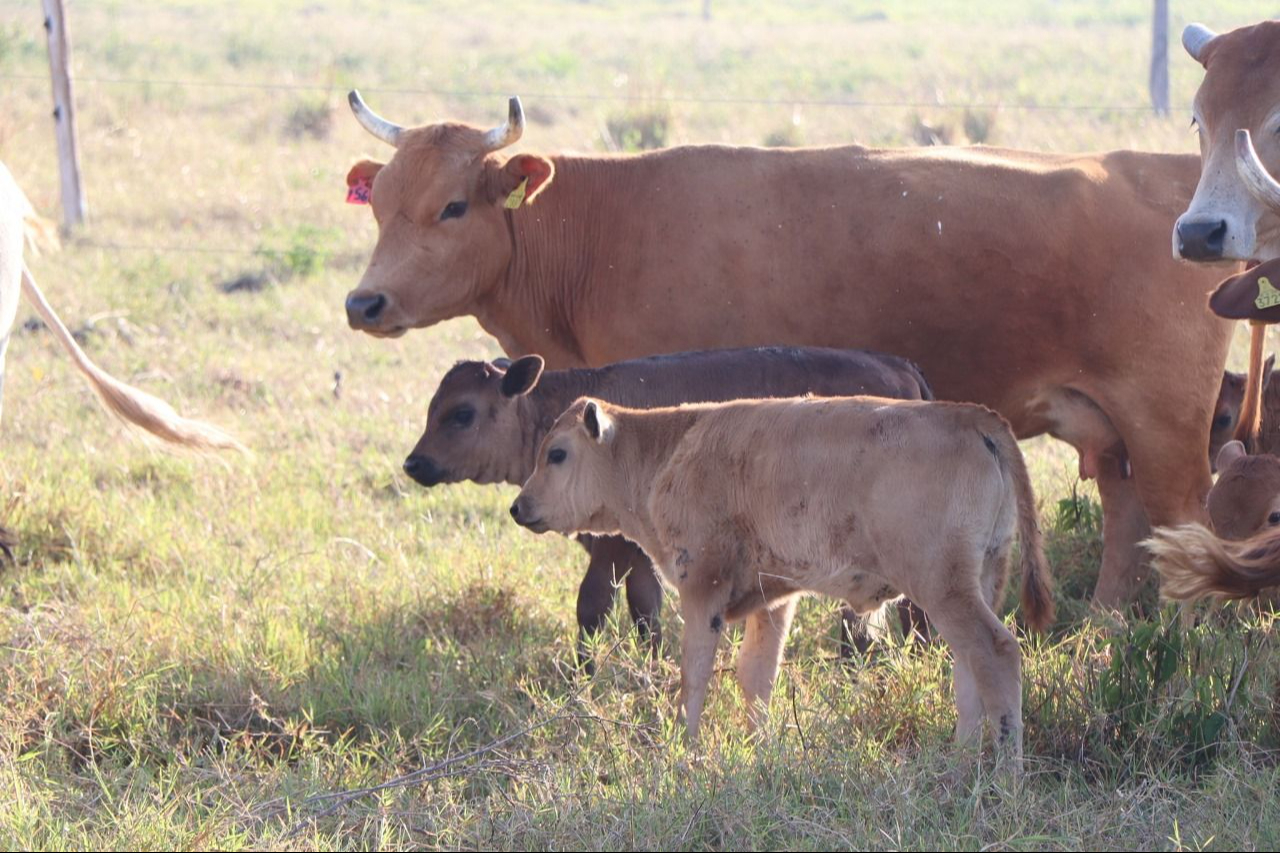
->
[1149,0,1170,116]
[42,0,87,228]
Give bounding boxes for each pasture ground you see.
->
[1,1,1278,848]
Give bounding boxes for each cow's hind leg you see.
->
[736,597,797,731]
[1092,466,1153,611]
[925,589,1024,773]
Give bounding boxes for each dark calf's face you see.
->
[513,400,618,537]
[405,355,546,488]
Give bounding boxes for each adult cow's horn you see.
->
[348,90,403,147]
[482,97,524,152]
[1237,129,1280,212]
[1182,23,1217,63]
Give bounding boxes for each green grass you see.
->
[0,0,1279,848]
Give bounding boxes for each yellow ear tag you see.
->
[1257,276,1280,310]
[504,177,529,210]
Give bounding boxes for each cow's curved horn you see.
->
[348,90,403,147]
[482,97,524,152]
[1237,129,1280,212]
[1182,23,1218,63]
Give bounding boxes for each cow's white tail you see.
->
[20,263,245,453]
[1148,523,1280,602]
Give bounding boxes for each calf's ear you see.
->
[583,400,614,445]
[1265,354,1277,388]
[1217,440,1248,471]
[501,355,545,397]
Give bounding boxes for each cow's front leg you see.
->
[677,589,730,743]
[736,597,797,731]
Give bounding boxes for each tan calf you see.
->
[1150,441,1280,600]
[512,396,1053,768]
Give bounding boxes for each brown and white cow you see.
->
[1175,21,1280,264]
[405,346,934,663]
[343,92,1232,610]
[512,396,1053,770]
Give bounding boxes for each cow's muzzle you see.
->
[404,454,447,487]
[1176,217,1228,261]
[346,292,387,328]
[509,498,548,533]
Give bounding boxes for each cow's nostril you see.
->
[345,292,388,327]
[509,502,520,521]
[1176,218,1229,260]
[363,293,387,321]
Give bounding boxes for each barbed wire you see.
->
[0,71,1162,114]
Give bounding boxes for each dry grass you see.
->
[0,0,1277,848]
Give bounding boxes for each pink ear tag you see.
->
[346,175,372,205]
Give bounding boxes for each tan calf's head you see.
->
[403,355,545,488]
[1208,440,1280,540]
[344,92,554,336]
[1175,21,1280,262]
[511,398,620,536]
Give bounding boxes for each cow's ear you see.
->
[501,355,544,397]
[487,154,554,206]
[1265,354,1277,385]
[583,400,614,445]
[346,159,383,205]
[1217,439,1248,470]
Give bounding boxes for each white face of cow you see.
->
[343,93,554,336]
[510,400,619,536]
[1175,22,1280,263]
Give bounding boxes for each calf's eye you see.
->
[1269,512,1280,526]
[441,200,468,220]
[451,407,475,428]
[1213,414,1233,429]
[548,448,567,464]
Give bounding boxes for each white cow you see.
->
[0,161,242,450]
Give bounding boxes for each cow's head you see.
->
[511,398,620,536]
[403,355,545,488]
[1208,440,1280,540]
[344,92,554,336]
[1175,21,1280,263]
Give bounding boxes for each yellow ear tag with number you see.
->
[504,177,529,210]
[1257,276,1280,310]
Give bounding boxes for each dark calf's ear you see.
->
[1265,354,1277,388]
[1217,440,1248,471]
[488,154,554,207]
[583,399,614,444]
[346,159,384,205]
[501,355,545,397]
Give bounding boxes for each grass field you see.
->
[1,1,1280,848]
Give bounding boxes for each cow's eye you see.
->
[441,201,468,220]
[1214,413,1233,429]
[450,407,475,428]
[548,447,567,465]
[1269,511,1280,526]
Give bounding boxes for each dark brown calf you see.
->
[405,346,934,664]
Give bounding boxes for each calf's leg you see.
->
[736,597,797,730]
[677,589,730,742]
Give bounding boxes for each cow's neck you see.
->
[514,367,607,482]
[606,408,702,565]
[478,156,608,369]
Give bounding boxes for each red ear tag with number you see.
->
[346,175,372,205]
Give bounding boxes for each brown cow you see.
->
[1149,441,1280,600]
[405,346,934,664]
[342,92,1232,609]
[512,396,1053,771]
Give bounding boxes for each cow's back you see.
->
[590,346,931,408]
[650,397,1011,594]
